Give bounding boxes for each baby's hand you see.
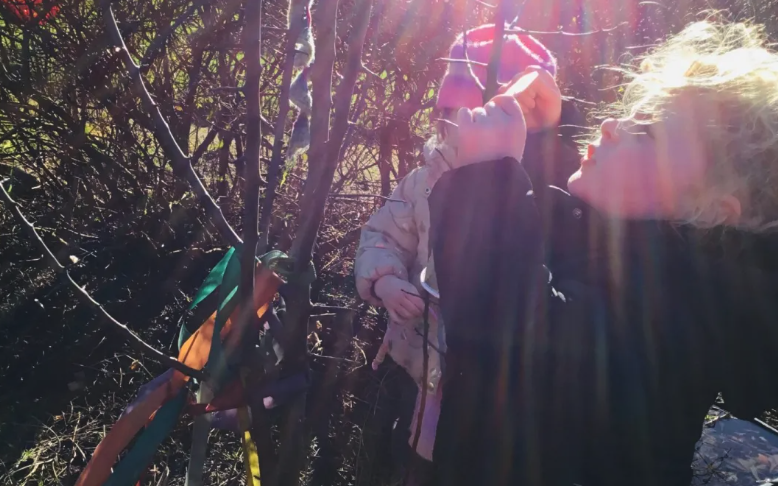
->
[499,66,562,131]
[454,94,527,168]
[374,275,425,323]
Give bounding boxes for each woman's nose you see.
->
[600,118,619,142]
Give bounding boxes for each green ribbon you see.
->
[190,248,236,311]
[177,248,314,351]
[177,248,236,351]
[110,247,316,486]
[261,249,316,285]
[185,384,214,486]
[103,387,188,486]
[205,247,242,388]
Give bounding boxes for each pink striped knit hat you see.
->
[436,24,557,110]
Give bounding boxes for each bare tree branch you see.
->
[257,20,305,254]
[561,94,597,106]
[191,124,220,164]
[328,193,404,203]
[361,62,381,78]
[0,181,207,381]
[436,57,488,67]
[241,0,263,333]
[484,1,507,101]
[507,21,628,37]
[210,86,244,93]
[290,0,373,266]
[270,1,374,485]
[140,0,213,70]
[233,0,278,480]
[101,0,242,248]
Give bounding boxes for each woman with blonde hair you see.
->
[428,19,778,486]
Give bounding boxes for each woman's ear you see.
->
[690,193,742,227]
[717,194,742,226]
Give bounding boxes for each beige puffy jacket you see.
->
[355,143,452,383]
[354,144,453,460]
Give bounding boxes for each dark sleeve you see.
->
[713,263,778,419]
[428,159,580,486]
[428,157,548,345]
[522,99,585,189]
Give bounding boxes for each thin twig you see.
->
[399,289,442,353]
[361,63,381,79]
[561,95,598,106]
[414,328,442,354]
[311,304,356,317]
[436,57,489,67]
[101,1,242,247]
[484,0,507,101]
[435,118,459,128]
[410,292,431,454]
[191,125,220,164]
[309,353,362,365]
[328,193,405,203]
[637,1,670,9]
[210,86,244,93]
[434,147,454,171]
[0,182,206,381]
[507,21,628,37]
[704,411,731,427]
[508,0,527,28]
[140,0,213,69]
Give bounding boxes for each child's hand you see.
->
[455,94,527,168]
[374,275,425,322]
[499,66,562,131]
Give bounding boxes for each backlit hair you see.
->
[605,19,778,231]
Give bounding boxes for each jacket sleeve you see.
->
[712,262,778,419]
[354,168,423,306]
[427,157,548,345]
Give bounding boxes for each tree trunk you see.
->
[378,125,393,197]
[240,0,276,480]
[271,1,373,486]
[256,17,305,254]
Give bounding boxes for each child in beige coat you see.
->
[354,24,567,467]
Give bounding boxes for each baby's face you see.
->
[567,93,714,221]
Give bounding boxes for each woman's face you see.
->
[567,94,713,220]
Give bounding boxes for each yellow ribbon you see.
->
[238,368,261,486]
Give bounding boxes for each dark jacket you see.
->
[428,158,778,486]
[522,98,585,190]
